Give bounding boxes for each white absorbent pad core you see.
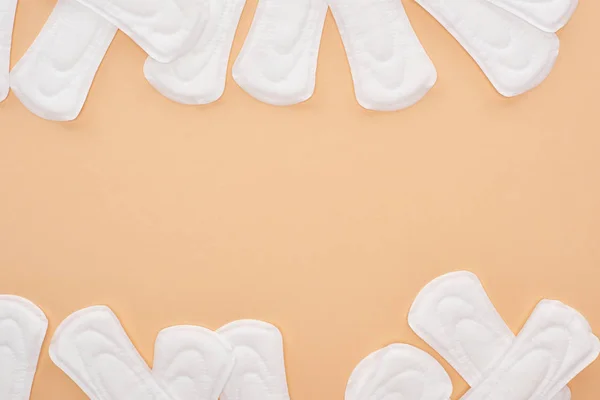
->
[460,299,599,400]
[217,320,290,400]
[234,0,436,111]
[49,306,176,399]
[346,344,452,400]
[73,0,207,63]
[153,326,235,400]
[144,0,246,105]
[415,0,560,97]
[484,0,578,32]
[10,0,116,121]
[0,295,48,400]
[0,0,17,102]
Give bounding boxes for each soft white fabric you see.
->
[0,0,17,102]
[346,344,452,400]
[10,0,116,121]
[72,0,207,63]
[0,295,48,400]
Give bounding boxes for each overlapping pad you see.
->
[10,0,116,121]
[72,0,207,63]
[409,271,600,399]
[218,320,291,400]
[346,344,452,400]
[415,0,562,97]
[144,0,247,105]
[461,299,599,400]
[153,325,235,400]
[49,306,175,399]
[50,307,291,400]
[0,295,48,400]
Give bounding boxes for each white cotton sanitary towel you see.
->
[408,271,571,400]
[10,0,116,121]
[153,326,235,400]
[233,0,436,111]
[144,0,247,105]
[346,344,452,400]
[0,295,48,400]
[461,299,600,400]
[217,320,290,400]
[233,0,328,107]
[73,0,207,63]
[415,0,560,97]
[0,0,17,102]
[49,306,176,400]
[328,0,437,111]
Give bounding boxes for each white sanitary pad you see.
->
[144,0,247,105]
[233,0,328,107]
[484,0,578,32]
[0,295,48,400]
[0,0,17,102]
[50,306,175,399]
[461,299,600,400]
[328,0,437,111]
[10,0,116,121]
[408,271,600,400]
[73,0,207,63]
[234,0,435,111]
[153,325,235,400]
[415,0,560,97]
[217,320,290,400]
[346,344,452,400]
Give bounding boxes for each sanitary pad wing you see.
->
[346,344,452,400]
[144,0,247,105]
[217,320,290,400]
[0,295,48,400]
[461,299,600,400]
[408,271,572,400]
[10,0,116,121]
[415,0,560,97]
[0,0,17,102]
[73,0,207,63]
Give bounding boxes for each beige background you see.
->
[1,0,600,398]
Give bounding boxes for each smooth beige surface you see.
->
[1,0,600,398]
